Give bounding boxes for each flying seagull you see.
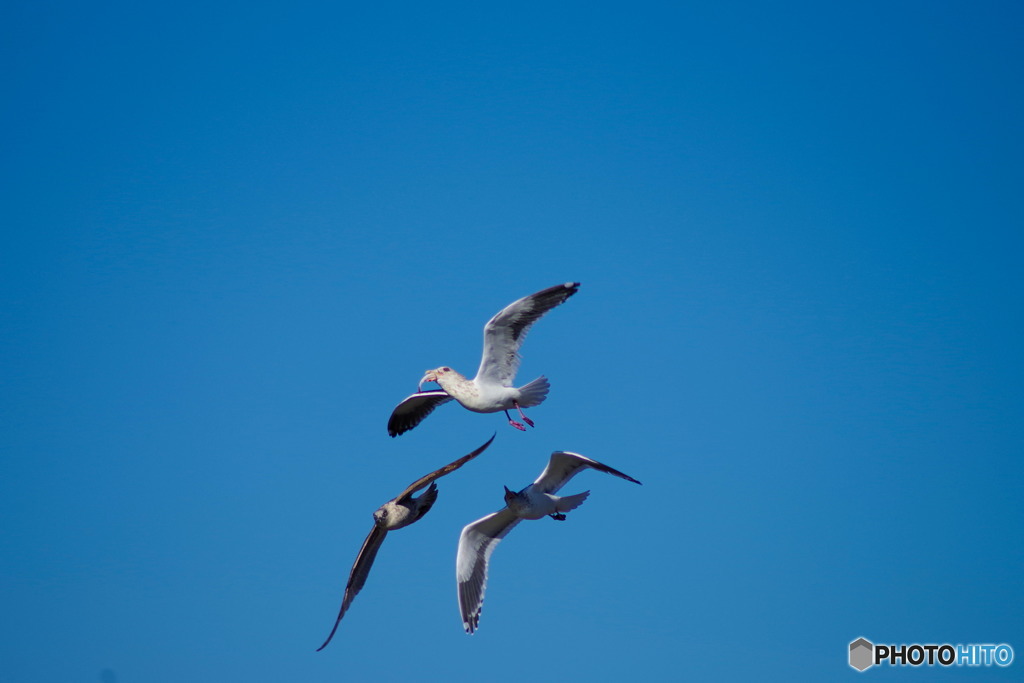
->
[317,434,495,650]
[387,282,580,437]
[455,450,641,634]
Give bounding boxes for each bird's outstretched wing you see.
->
[387,390,454,436]
[475,282,579,386]
[456,508,521,634]
[396,434,496,501]
[317,524,388,650]
[533,451,642,494]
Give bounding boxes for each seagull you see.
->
[455,451,641,634]
[317,434,495,650]
[387,282,580,437]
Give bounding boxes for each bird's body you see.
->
[373,492,436,531]
[317,435,495,650]
[422,367,550,415]
[455,451,641,634]
[502,485,589,520]
[388,282,578,436]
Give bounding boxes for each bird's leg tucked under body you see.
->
[549,513,567,521]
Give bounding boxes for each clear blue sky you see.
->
[2,1,1021,681]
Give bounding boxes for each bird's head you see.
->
[418,366,452,391]
[373,507,388,526]
[503,485,517,505]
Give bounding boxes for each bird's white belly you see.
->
[463,383,517,413]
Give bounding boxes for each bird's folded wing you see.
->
[317,524,388,650]
[387,390,453,437]
[475,282,579,386]
[456,508,521,634]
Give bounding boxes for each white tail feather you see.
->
[554,490,590,513]
[517,376,550,408]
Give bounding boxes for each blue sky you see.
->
[2,1,1022,681]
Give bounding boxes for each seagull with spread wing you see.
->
[387,282,580,437]
[317,434,495,650]
[455,450,641,634]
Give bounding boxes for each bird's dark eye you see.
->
[442,366,450,372]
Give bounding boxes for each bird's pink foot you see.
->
[505,408,528,431]
[513,402,535,428]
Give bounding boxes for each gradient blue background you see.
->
[2,1,1021,681]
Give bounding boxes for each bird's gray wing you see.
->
[317,524,388,650]
[395,433,495,501]
[533,451,642,494]
[475,282,579,386]
[387,390,454,437]
[456,508,521,634]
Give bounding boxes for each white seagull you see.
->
[317,434,495,650]
[387,282,580,437]
[455,451,641,634]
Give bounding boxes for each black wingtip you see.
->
[387,415,408,437]
[316,620,341,652]
[387,415,412,437]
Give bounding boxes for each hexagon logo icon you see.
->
[849,637,874,671]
